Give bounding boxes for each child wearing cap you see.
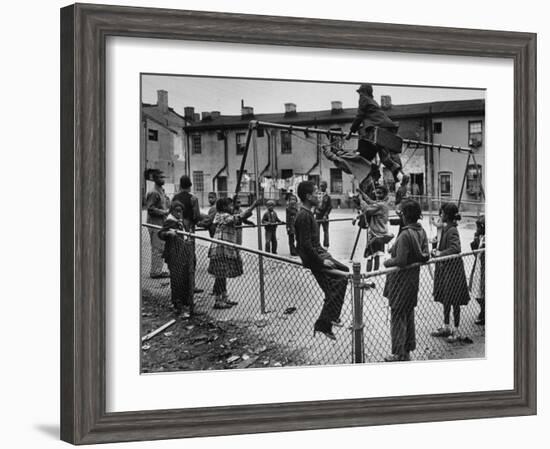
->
[262,200,283,254]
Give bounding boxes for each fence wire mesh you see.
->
[141,224,353,372]
[359,250,485,362]
[140,223,484,372]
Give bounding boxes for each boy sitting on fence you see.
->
[382,199,430,362]
[294,181,350,341]
[262,200,283,254]
[158,201,195,318]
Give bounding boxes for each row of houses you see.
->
[141,89,485,208]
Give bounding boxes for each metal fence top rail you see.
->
[143,223,304,267]
[143,223,483,279]
[361,248,485,279]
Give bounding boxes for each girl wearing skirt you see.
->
[430,202,471,342]
[207,197,258,309]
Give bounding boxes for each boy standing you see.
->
[262,200,282,254]
[286,196,299,256]
[315,180,332,248]
[145,171,170,278]
[295,181,349,340]
[199,192,218,237]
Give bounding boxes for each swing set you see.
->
[233,119,485,279]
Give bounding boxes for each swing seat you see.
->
[373,127,403,154]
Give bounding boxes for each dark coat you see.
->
[350,94,399,134]
[158,215,194,267]
[383,223,430,312]
[286,203,298,234]
[433,224,471,306]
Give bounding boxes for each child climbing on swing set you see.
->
[357,184,394,273]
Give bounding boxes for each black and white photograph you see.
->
[140,75,486,372]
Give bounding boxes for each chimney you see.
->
[157,90,168,113]
[193,113,200,122]
[241,106,254,119]
[184,106,195,121]
[201,111,212,121]
[331,101,343,114]
[211,111,221,119]
[284,103,297,117]
[380,95,392,110]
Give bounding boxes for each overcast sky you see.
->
[142,74,485,117]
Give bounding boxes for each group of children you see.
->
[157,180,485,362]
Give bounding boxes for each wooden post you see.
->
[251,123,267,314]
[352,263,365,363]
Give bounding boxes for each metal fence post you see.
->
[251,122,267,314]
[352,262,365,363]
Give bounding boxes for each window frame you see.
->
[280,130,292,154]
[191,133,202,154]
[438,171,452,197]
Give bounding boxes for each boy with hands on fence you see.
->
[382,199,430,362]
[158,201,195,318]
[295,181,350,341]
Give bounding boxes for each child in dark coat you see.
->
[286,196,299,256]
[262,200,283,254]
[383,199,430,362]
[430,202,471,342]
[294,181,350,341]
[158,201,195,317]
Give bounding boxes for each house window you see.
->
[468,121,483,147]
[281,169,293,179]
[191,134,202,154]
[330,168,343,194]
[236,132,246,155]
[433,122,442,134]
[439,172,452,197]
[192,171,204,192]
[281,130,292,153]
[148,129,158,141]
[466,164,483,196]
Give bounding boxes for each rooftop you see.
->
[178,98,485,131]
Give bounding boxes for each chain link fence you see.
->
[357,250,485,362]
[141,223,484,372]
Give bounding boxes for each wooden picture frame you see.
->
[60,3,536,444]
